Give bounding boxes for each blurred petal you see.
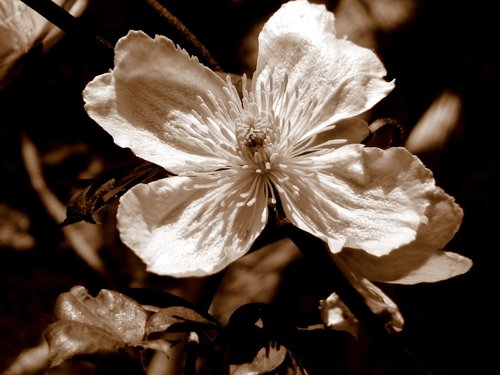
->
[84,31,234,174]
[117,175,268,277]
[0,0,88,88]
[337,188,472,284]
[0,1,37,86]
[405,91,462,155]
[42,0,89,51]
[279,145,435,256]
[255,0,394,139]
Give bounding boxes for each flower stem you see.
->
[284,225,431,374]
[184,332,199,375]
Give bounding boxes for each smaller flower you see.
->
[320,292,360,337]
[0,0,88,88]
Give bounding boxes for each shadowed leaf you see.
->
[225,303,293,374]
[62,159,169,225]
[230,345,288,375]
[146,306,219,339]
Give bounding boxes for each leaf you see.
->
[146,306,218,337]
[225,303,292,374]
[54,285,148,343]
[125,287,221,326]
[230,345,288,375]
[46,286,221,368]
[45,320,125,367]
[62,159,169,225]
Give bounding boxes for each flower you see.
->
[83,0,471,280]
[0,0,88,89]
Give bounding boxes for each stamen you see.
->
[246,197,257,206]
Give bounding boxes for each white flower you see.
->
[83,0,471,280]
[0,0,87,88]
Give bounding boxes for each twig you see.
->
[144,0,221,71]
[18,0,114,51]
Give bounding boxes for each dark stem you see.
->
[184,332,199,375]
[18,0,114,51]
[285,225,431,375]
[144,0,221,71]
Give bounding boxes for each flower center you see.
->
[235,113,271,150]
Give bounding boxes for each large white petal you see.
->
[254,0,394,140]
[117,175,268,277]
[84,31,236,174]
[278,145,435,256]
[336,187,472,284]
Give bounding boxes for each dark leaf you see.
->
[225,303,293,374]
[125,287,221,325]
[54,285,148,343]
[62,159,169,225]
[146,306,218,338]
[230,345,288,375]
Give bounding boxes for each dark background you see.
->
[1,0,497,373]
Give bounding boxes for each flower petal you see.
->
[117,175,268,277]
[254,0,394,139]
[279,145,435,256]
[336,188,472,284]
[310,117,370,150]
[84,30,235,174]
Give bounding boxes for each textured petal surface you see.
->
[84,31,234,174]
[279,145,435,256]
[117,175,268,277]
[337,188,472,284]
[254,0,394,140]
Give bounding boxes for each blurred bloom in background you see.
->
[0,0,88,89]
[405,90,462,157]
